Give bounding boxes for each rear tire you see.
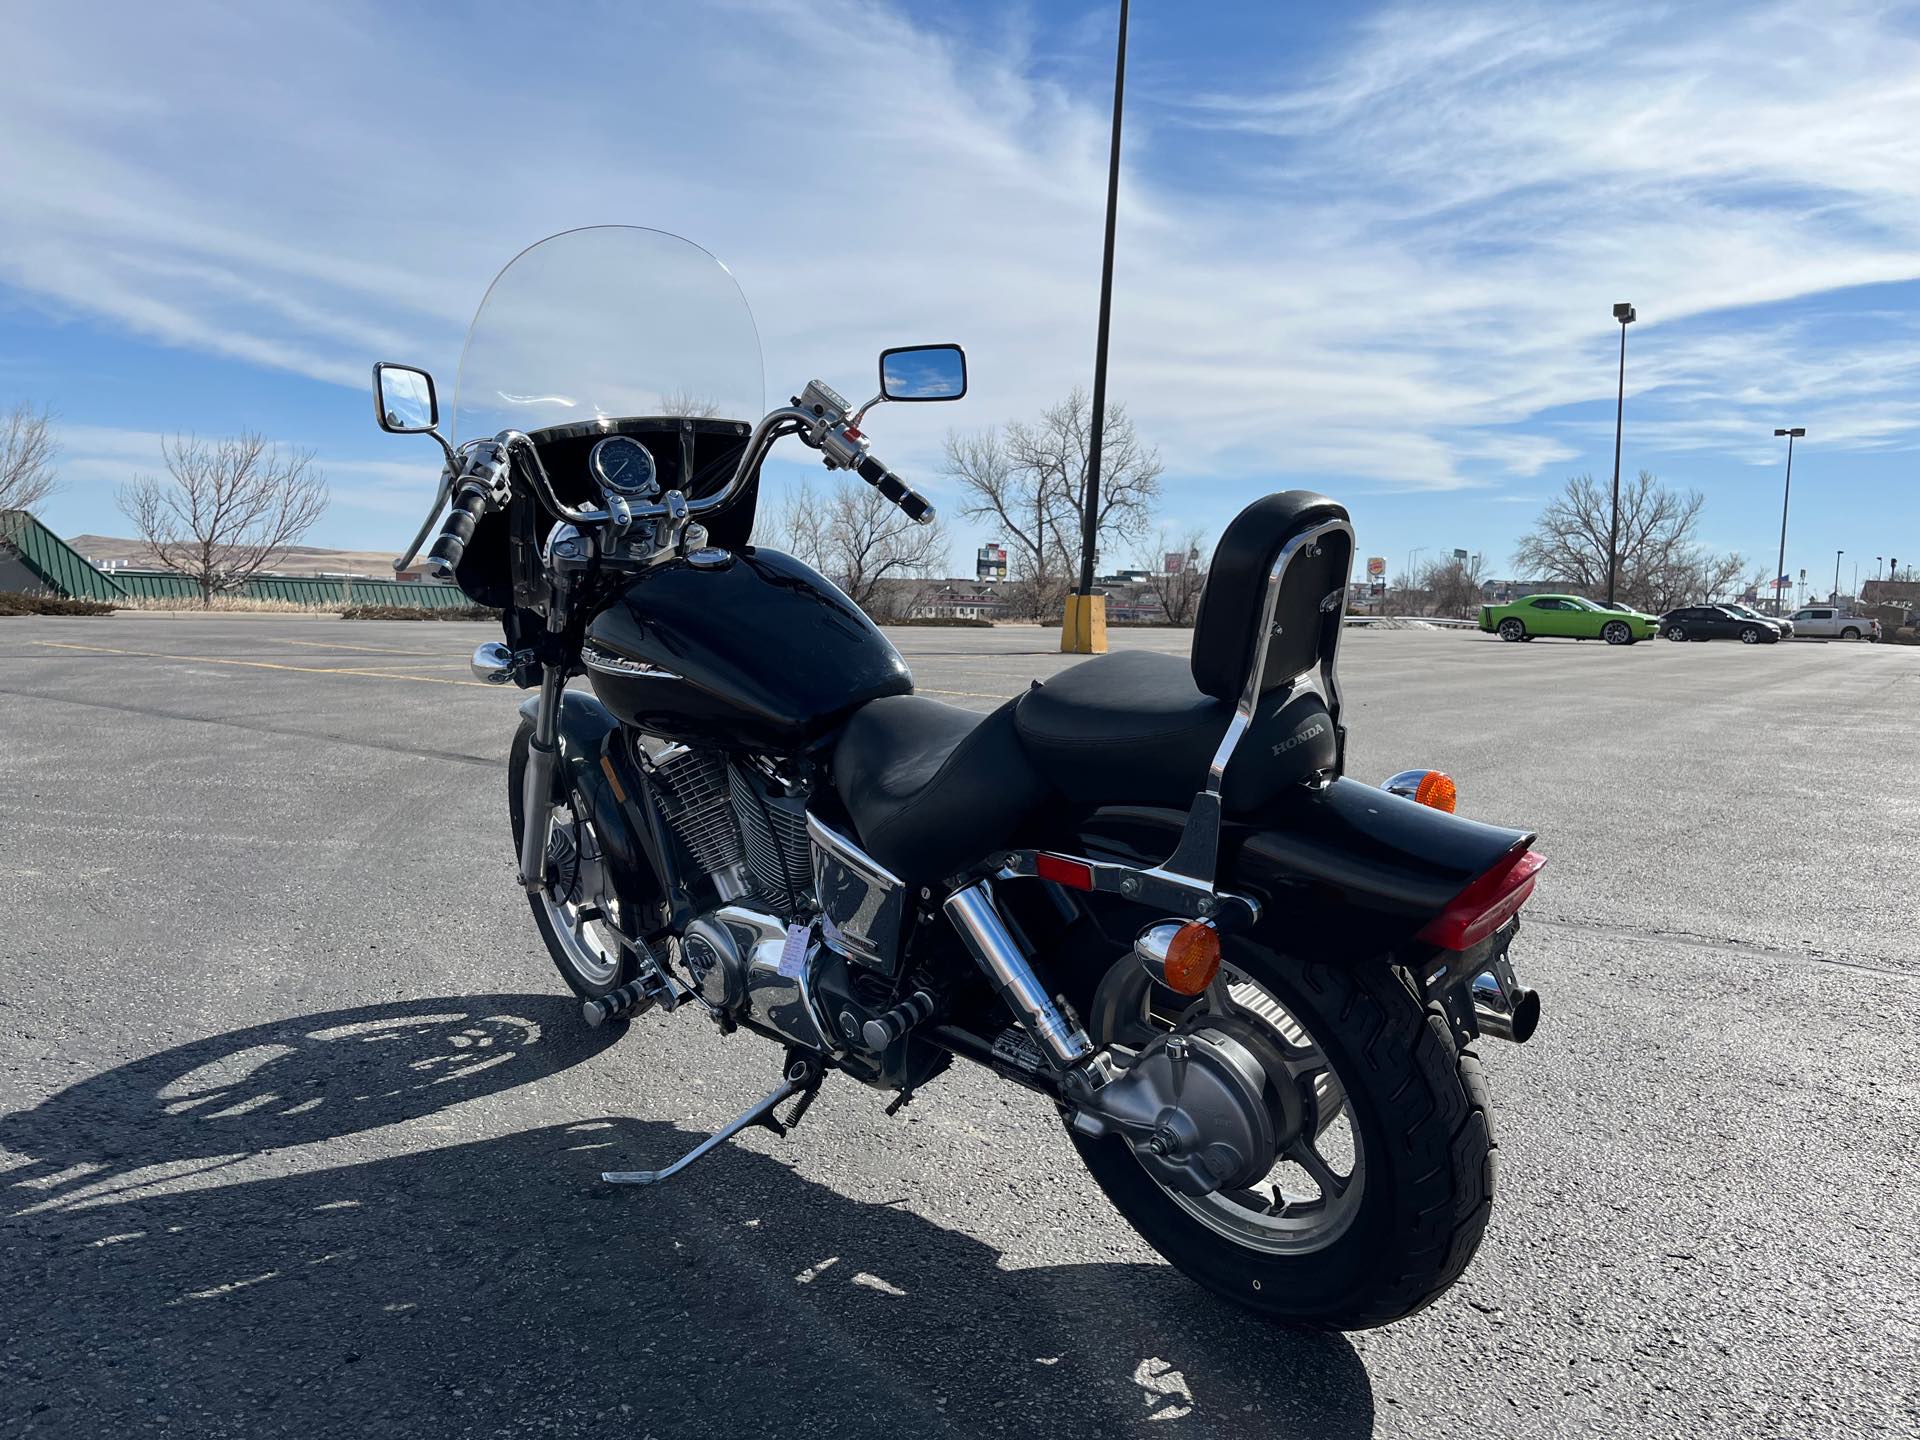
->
[1497,618,1525,642]
[1842,626,1861,641]
[1072,945,1495,1330]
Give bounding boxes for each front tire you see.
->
[1072,944,1495,1330]
[1666,624,1688,641]
[1603,620,1632,646]
[1740,626,1763,644]
[508,723,640,1004]
[1497,618,1525,642]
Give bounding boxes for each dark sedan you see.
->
[1658,605,1781,644]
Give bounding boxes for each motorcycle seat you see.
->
[1013,650,1231,808]
[830,490,1353,883]
[831,693,1049,883]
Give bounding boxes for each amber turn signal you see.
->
[1414,770,1457,813]
[1163,921,1222,996]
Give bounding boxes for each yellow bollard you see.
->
[1059,593,1109,654]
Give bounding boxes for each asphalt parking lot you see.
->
[2,615,1916,1439]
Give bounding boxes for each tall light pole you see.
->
[1063,0,1129,655]
[1406,547,1427,600]
[1833,549,1844,605]
[1772,427,1804,617]
[1605,302,1637,605]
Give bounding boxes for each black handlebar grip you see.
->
[427,484,489,572]
[856,454,936,524]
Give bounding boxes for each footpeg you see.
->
[602,1057,823,1186]
[861,989,936,1049]
[582,978,655,1027]
[582,946,690,1026]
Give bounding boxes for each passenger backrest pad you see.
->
[1190,491,1353,705]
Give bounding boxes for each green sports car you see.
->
[1476,593,1660,644]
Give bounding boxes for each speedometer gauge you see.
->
[589,435,659,497]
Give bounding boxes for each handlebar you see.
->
[426,481,491,574]
[855,453,936,525]
[400,393,931,578]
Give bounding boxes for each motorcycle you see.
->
[371,225,1545,1328]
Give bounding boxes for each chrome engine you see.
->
[681,905,836,1054]
[641,741,942,1089]
[646,746,814,914]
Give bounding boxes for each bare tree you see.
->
[1132,527,1209,626]
[0,402,59,513]
[1416,552,1488,618]
[942,388,1162,616]
[939,425,1066,618]
[117,434,328,605]
[659,389,721,418]
[1513,471,1743,614]
[777,476,948,621]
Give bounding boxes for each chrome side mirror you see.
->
[373,362,439,434]
[878,344,967,402]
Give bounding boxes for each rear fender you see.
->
[1073,776,1534,962]
[516,692,674,934]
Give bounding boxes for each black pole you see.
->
[1773,433,1794,617]
[1078,0,1129,598]
[1606,319,1628,605]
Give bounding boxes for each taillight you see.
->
[1416,847,1546,951]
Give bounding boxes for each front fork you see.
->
[517,662,567,890]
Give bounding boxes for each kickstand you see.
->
[603,1056,823,1187]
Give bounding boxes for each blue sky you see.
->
[4,0,1919,589]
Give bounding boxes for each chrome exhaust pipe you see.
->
[1471,966,1541,1044]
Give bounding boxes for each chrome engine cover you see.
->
[682,904,837,1055]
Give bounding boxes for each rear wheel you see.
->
[1497,618,1525,642]
[1842,626,1861,641]
[1071,942,1495,1329]
[1603,620,1632,645]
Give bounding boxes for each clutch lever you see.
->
[393,460,458,574]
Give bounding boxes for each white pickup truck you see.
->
[1787,606,1882,642]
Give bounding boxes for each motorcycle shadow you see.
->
[0,992,614,1199]
[3,1001,1375,1440]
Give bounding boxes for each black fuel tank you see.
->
[582,547,912,752]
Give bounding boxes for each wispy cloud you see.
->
[2,0,1919,526]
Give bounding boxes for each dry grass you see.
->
[112,594,347,615]
[338,604,499,621]
[0,591,116,617]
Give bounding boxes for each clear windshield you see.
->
[452,227,764,442]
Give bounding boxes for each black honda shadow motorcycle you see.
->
[372,226,1545,1329]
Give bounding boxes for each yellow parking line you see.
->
[30,640,494,689]
[274,636,439,656]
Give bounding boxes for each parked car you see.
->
[1658,605,1780,643]
[1478,593,1659,644]
[1787,606,1882,642]
[1721,601,1793,638]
